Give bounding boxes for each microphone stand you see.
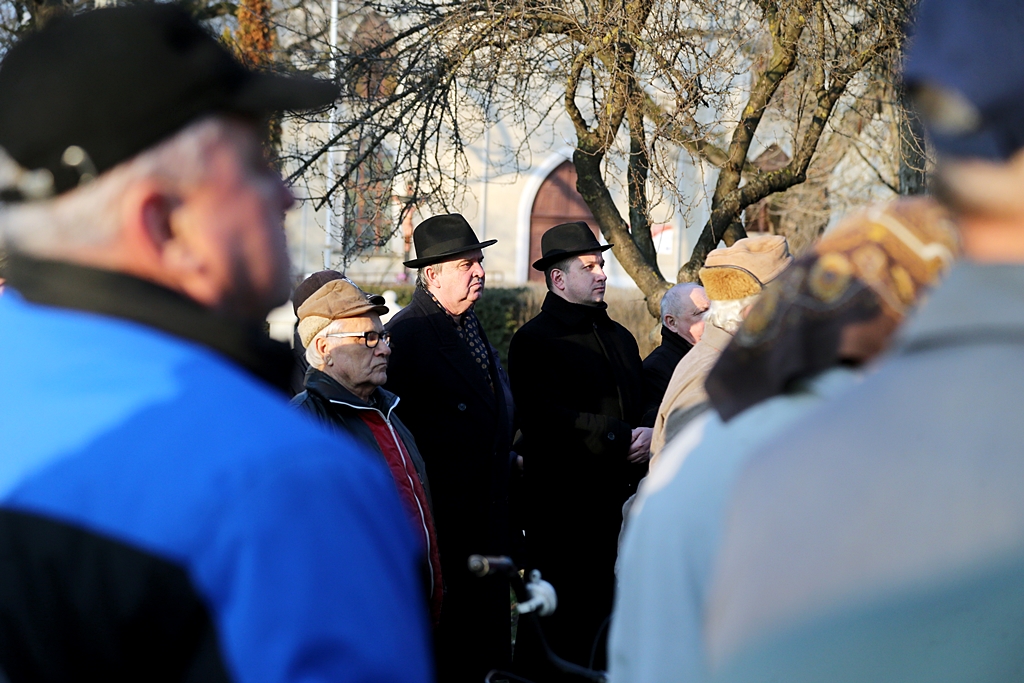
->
[468,554,608,683]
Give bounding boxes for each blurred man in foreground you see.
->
[643,282,709,405]
[0,6,431,682]
[385,214,515,682]
[609,199,959,683]
[509,222,654,681]
[702,2,1024,682]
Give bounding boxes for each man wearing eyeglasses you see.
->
[292,276,443,625]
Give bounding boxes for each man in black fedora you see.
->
[508,221,654,681]
[385,214,516,682]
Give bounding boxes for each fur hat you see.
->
[699,235,792,301]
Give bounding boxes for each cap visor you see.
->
[232,71,339,114]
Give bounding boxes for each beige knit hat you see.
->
[295,278,389,348]
[699,234,792,301]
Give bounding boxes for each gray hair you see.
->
[706,293,761,335]
[0,116,230,257]
[415,261,444,290]
[305,318,348,369]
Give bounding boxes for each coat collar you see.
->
[6,253,294,392]
[411,287,498,409]
[658,325,694,356]
[540,290,612,328]
[897,263,1024,353]
[303,367,400,416]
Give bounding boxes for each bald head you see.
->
[661,282,709,345]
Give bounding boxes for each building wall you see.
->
[282,106,718,291]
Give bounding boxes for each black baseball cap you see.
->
[904,0,1024,161]
[0,3,338,200]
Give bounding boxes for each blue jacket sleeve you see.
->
[198,437,434,683]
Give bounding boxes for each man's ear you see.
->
[314,334,330,360]
[550,268,566,291]
[663,313,678,333]
[117,180,179,277]
[119,180,213,304]
[424,264,440,289]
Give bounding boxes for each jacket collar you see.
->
[411,287,499,409]
[6,253,294,392]
[540,290,611,328]
[659,325,694,356]
[304,366,399,416]
[896,263,1024,354]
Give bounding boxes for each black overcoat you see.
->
[507,292,653,679]
[384,287,515,682]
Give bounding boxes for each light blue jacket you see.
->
[609,367,859,683]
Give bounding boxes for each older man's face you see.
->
[172,119,294,321]
[324,313,391,396]
[429,249,485,316]
[667,285,709,345]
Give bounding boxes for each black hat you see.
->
[403,214,496,268]
[532,222,612,271]
[0,4,338,200]
[904,0,1024,160]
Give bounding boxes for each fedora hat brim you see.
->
[403,239,497,269]
[532,243,613,271]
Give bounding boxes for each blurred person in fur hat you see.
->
[695,3,1024,679]
[608,197,959,683]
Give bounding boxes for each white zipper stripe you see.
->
[329,397,434,597]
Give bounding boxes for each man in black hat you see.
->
[0,6,430,682]
[507,221,654,681]
[384,214,516,682]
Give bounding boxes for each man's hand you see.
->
[627,427,653,464]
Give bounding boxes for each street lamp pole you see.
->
[323,0,339,270]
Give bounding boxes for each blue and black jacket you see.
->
[0,256,433,683]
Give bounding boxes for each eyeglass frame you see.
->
[324,330,391,348]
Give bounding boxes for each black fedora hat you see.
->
[404,214,497,268]
[532,222,612,271]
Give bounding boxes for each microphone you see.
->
[467,554,517,577]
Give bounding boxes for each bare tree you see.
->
[271,0,913,315]
[0,0,917,316]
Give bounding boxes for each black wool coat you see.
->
[642,325,694,407]
[507,292,653,676]
[384,287,516,682]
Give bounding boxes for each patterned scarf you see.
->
[426,288,493,392]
